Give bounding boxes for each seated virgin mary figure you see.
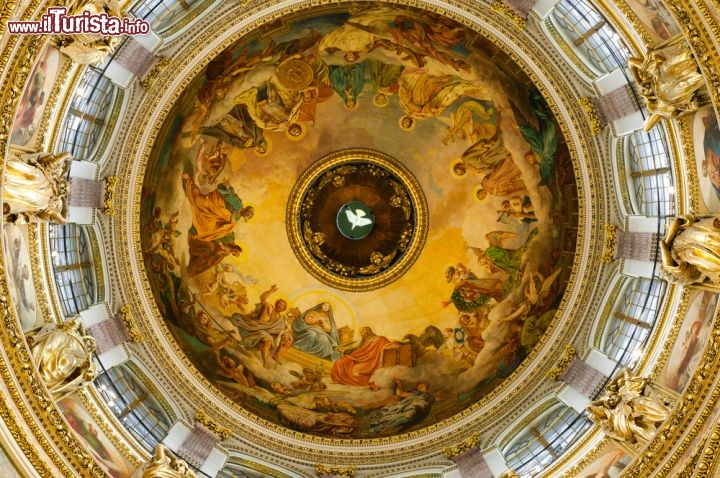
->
[292,302,341,361]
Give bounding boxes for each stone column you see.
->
[491,0,535,29]
[505,0,537,16]
[616,229,660,262]
[68,178,104,208]
[86,304,143,354]
[592,84,643,127]
[550,346,609,411]
[562,358,608,398]
[113,38,159,79]
[444,433,500,477]
[455,449,494,478]
[176,409,230,470]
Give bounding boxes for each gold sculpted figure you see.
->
[26,317,97,400]
[628,40,707,131]
[660,214,720,289]
[58,1,124,64]
[3,150,71,223]
[142,445,196,478]
[587,368,668,444]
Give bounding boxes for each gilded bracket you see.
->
[578,98,602,136]
[102,175,118,216]
[601,223,617,263]
[315,463,356,477]
[490,1,526,30]
[546,344,577,381]
[195,408,231,440]
[442,432,482,459]
[118,304,143,342]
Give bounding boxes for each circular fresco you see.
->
[287,148,428,290]
[141,3,578,439]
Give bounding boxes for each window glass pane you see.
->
[58,68,115,160]
[552,0,629,75]
[49,224,96,316]
[628,126,675,216]
[604,278,665,364]
[95,365,171,452]
[505,405,591,476]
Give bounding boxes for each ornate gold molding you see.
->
[443,432,482,459]
[601,223,618,263]
[315,463,356,477]
[578,98,602,136]
[546,344,577,381]
[118,304,143,342]
[195,409,231,440]
[140,57,171,90]
[693,420,720,477]
[102,175,118,216]
[490,1,526,30]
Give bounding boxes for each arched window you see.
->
[95,363,172,452]
[552,0,629,75]
[49,224,96,316]
[130,0,206,35]
[504,404,591,477]
[626,125,675,216]
[58,67,116,160]
[603,277,665,365]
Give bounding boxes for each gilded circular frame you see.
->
[286,148,429,291]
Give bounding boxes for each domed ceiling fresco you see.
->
[140,3,578,439]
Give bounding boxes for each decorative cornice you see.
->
[490,1,526,30]
[601,224,618,263]
[578,98,602,136]
[101,175,118,216]
[195,408,231,440]
[443,432,482,459]
[118,304,143,342]
[315,463,356,477]
[546,344,577,381]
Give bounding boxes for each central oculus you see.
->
[287,148,428,291]
[337,201,375,240]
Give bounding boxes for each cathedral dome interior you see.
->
[1,1,720,477]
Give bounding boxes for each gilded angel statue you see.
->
[587,368,668,444]
[142,445,196,478]
[3,150,71,223]
[660,214,720,289]
[58,0,124,64]
[26,317,97,400]
[628,40,708,131]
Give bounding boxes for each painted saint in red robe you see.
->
[331,327,394,387]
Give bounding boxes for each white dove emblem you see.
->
[345,208,372,230]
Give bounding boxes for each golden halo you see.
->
[473,184,488,201]
[451,160,467,178]
[373,93,389,108]
[252,136,272,157]
[285,122,307,142]
[398,115,415,131]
